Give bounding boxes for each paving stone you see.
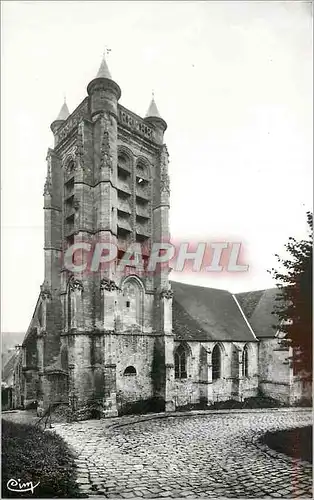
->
[53,410,312,499]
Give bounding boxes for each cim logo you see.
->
[7,478,40,494]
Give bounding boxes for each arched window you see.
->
[38,302,42,327]
[61,345,68,371]
[122,277,143,329]
[136,159,149,179]
[67,287,72,331]
[174,344,188,379]
[242,344,249,377]
[136,159,149,188]
[212,344,221,380]
[118,152,131,175]
[124,366,136,376]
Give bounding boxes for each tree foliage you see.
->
[269,211,312,378]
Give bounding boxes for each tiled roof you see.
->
[171,281,256,342]
[236,288,284,338]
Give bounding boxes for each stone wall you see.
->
[173,340,259,407]
[68,334,93,405]
[290,377,312,404]
[10,349,23,408]
[258,337,292,403]
[115,334,156,408]
[65,329,160,411]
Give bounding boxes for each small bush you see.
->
[71,401,103,421]
[176,400,208,412]
[176,396,286,412]
[2,420,83,498]
[242,396,286,408]
[25,401,38,410]
[207,396,285,410]
[119,397,165,416]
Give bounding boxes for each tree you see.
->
[269,211,312,378]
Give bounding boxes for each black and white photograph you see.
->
[1,1,313,499]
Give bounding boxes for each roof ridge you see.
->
[236,287,279,295]
[170,280,230,294]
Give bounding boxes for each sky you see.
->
[1,1,313,333]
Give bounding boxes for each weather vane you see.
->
[104,46,112,57]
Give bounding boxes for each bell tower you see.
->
[39,52,175,416]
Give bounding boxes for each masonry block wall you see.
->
[173,340,258,407]
[258,337,292,403]
[114,334,156,407]
[12,351,23,408]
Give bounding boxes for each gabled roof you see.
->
[236,288,284,338]
[171,281,257,342]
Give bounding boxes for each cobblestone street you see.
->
[54,409,312,499]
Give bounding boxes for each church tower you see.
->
[38,53,175,416]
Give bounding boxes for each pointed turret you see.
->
[87,52,121,117]
[56,101,70,121]
[144,94,167,142]
[50,99,70,134]
[96,55,112,80]
[145,96,162,120]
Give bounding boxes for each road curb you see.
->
[106,407,312,430]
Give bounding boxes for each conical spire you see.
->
[96,52,112,79]
[144,92,167,136]
[87,50,121,102]
[145,94,162,119]
[56,100,70,121]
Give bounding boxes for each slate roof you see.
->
[171,281,256,342]
[236,288,284,338]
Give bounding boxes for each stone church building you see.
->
[10,55,309,417]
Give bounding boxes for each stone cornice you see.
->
[117,128,161,153]
[43,368,69,377]
[43,206,62,212]
[152,203,170,211]
[43,246,62,251]
[60,329,170,337]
